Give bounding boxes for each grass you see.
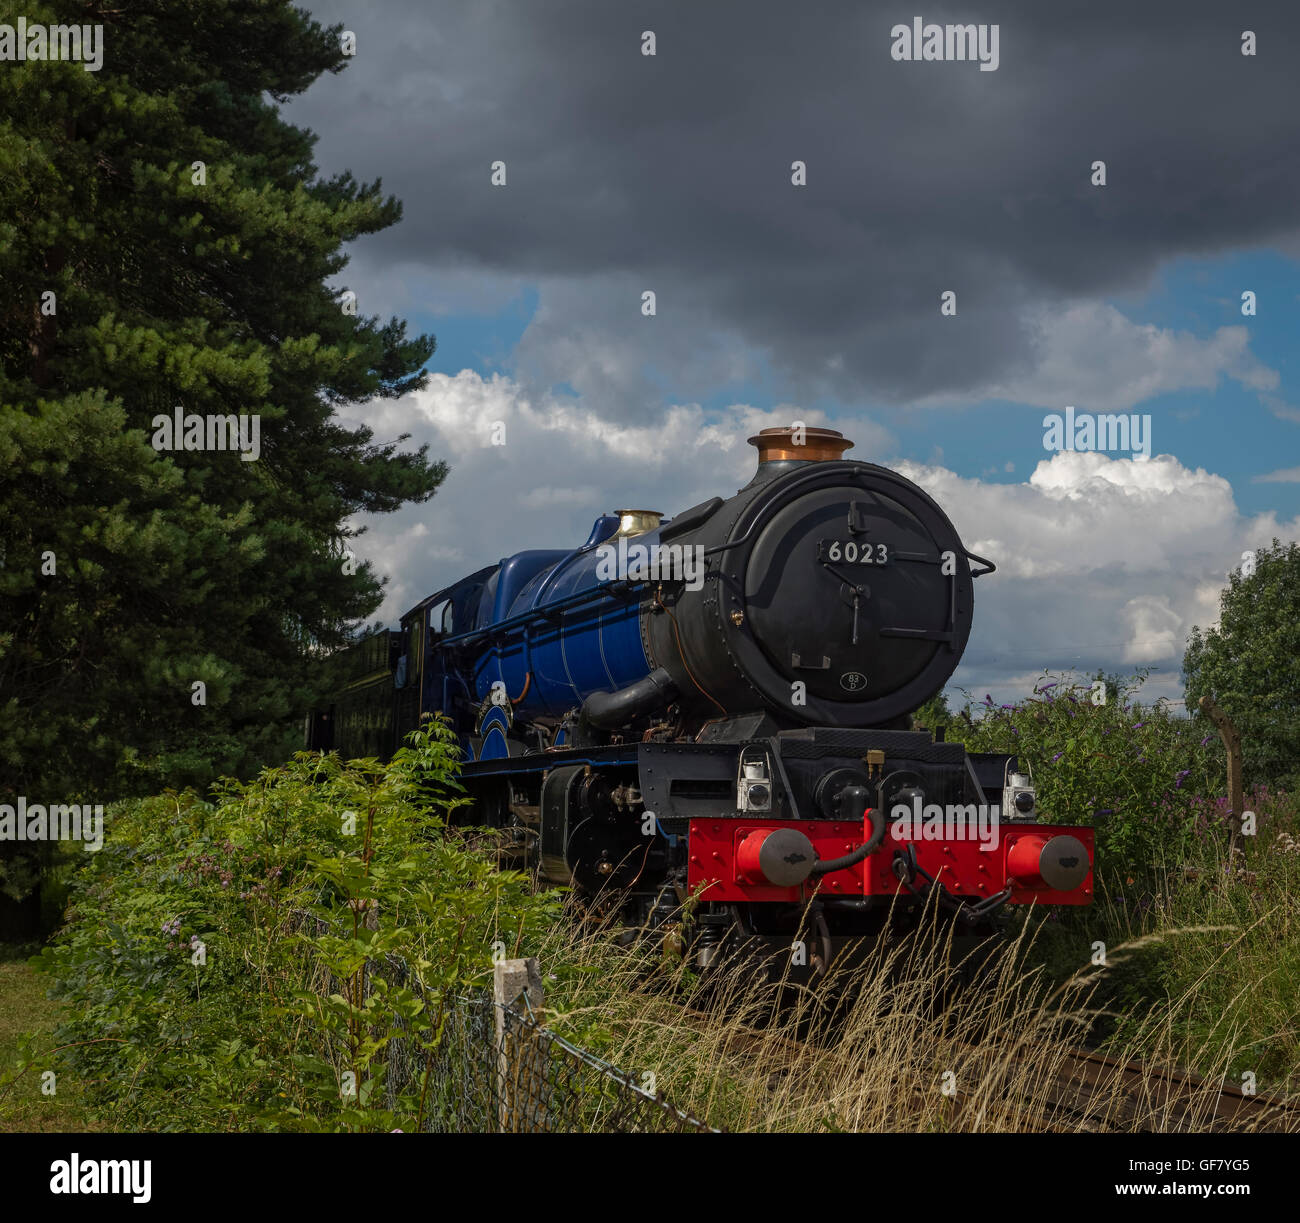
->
[4,765,1297,1132]
[0,951,97,1133]
[1009,810,1300,1089]
[536,895,1299,1132]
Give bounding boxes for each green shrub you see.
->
[956,669,1225,880]
[18,718,562,1132]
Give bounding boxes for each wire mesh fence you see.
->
[290,908,716,1132]
[384,962,718,1133]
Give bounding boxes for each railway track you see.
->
[710,1022,1299,1132]
[926,1043,1300,1133]
[1009,1047,1299,1134]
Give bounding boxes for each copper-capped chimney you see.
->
[747,426,853,465]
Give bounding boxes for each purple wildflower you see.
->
[1051,752,1063,762]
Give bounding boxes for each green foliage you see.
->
[0,0,447,891]
[957,669,1224,879]
[15,721,562,1131]
[1183,538,1300,791]
[910,690,951,733]
[1014,783,1300,1085]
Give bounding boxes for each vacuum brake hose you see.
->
[809,803,886,876]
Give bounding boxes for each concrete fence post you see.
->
[493,956,545,1132]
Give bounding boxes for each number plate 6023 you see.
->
[817,539,890,564]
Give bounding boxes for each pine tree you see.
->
[0,0,444,865]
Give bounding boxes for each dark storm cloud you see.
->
[289,1,1300,408]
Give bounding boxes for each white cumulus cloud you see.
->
[345,372,1299,710]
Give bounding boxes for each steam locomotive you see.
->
[308,427,1093,973]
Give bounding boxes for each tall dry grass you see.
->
[534,891,1295,1133]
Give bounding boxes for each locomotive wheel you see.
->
[565,814,649,896]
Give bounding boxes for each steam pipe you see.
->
[581,667,678,729]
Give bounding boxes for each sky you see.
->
[285,0,1300,712]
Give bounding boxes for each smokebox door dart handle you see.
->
[821,560,869,595]
[820,560,870,644]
